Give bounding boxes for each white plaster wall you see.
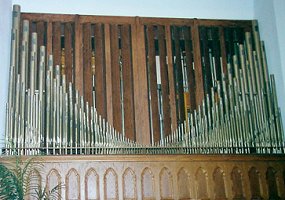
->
[0,0,12,147]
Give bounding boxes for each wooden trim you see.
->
[22,13,75,22]
[3,154,284,163]
[79,15,135,24]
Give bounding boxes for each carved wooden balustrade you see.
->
[2,154,284,200]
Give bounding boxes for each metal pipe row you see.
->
[3,6,285,155]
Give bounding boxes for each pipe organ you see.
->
[2,5,285,200]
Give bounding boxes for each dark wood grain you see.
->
[64,22,73,84]
[74,16,83,95]
[172,26,185,123]
[110,24,122,133]
[146,25,160,142]
[83,23,93,105]
[157,25,171,137]
[191,20,204,106]
[121,24,135,140]
[183,26,196,112]
[94,23,106,118]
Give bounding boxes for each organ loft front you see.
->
[1,4,285,200]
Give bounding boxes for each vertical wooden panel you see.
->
[36,21,45,47]
[200,27,211,95]
[219,27,228,76]
[158,25,171,137]
[74,16,83,95]
[83,23,93,104]
[105,24,113,125]
[173,26,185,123]
[133,18,151,144]
[94,23,106,118]
[36,21,45,89]
[183,26,196,112]
[121,24,135,140]
[146,25,160,142]
[65,23,73,83]
[46,22,53,58]
[165,25,178,131]
[110,24,122,133]
[52,21,61,67]
[191,20,204,106]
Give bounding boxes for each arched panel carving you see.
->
[213,167,227,200]
[66,168,80,200]
[231,167,245,200]
[196,167,209,200]
[123,168,137,200]
[28,169,42,200]
[160,167,173,200]
[248,167,262,199]
[85,168,99,200]
[141,167,155,200]
[46,168,61,198]
[266,167,280,200]
[178,168,191,200]
[104,168,118,200]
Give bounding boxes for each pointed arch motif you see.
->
[123,168,137,199]
[141,167,155,200]
[213,167,227,200]
[248,167,262,199]
[85,168,100,200]
[159,167,173,200]
[231,167,245,200]
[46,168,61,197]
[195,167,209,200]
[66,168,80,200]
[28,169,42,200]
[104,168,118,199]
[177,168,191,200]
[266,167,280,200]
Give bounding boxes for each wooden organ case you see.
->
[3,5,285,200]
